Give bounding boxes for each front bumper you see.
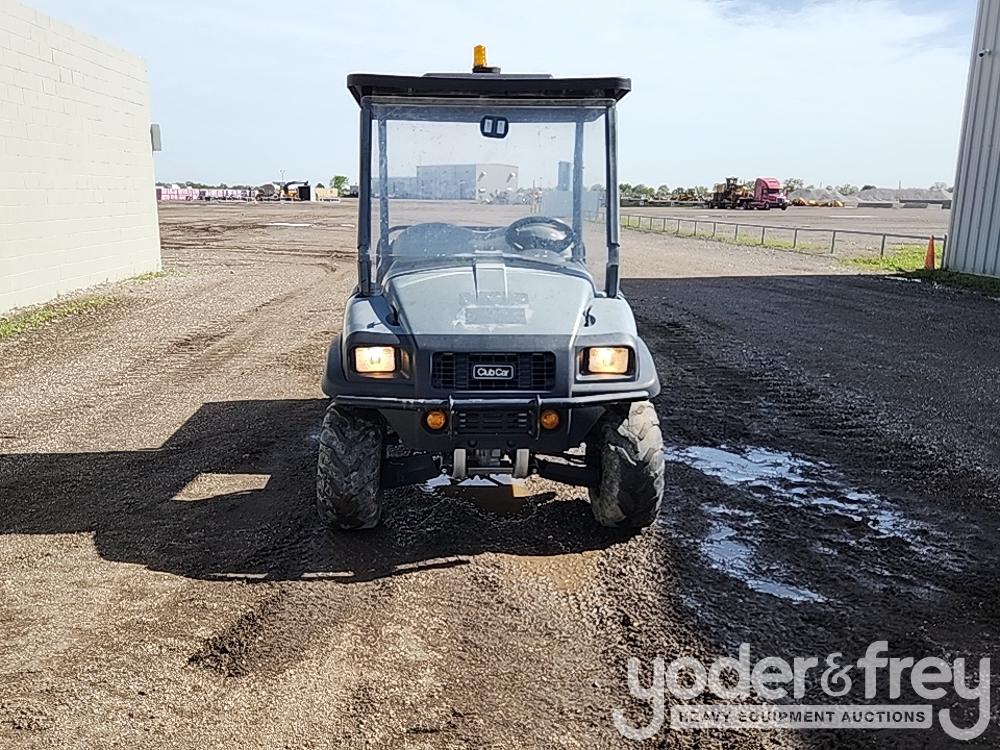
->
[335,391,652,453]
[333,390,652,411]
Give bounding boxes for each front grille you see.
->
[431,352,556,391]
[455,410,532,436]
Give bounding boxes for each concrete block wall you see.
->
[0,0,161,314]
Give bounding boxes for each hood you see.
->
[384,261,594,337]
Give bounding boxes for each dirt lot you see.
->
[2,201,999,749]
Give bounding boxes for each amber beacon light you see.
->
[472,44,500,73]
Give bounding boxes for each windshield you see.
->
[364,99,612,289]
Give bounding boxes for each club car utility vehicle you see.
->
[319,49,665,530]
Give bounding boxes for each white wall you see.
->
[947,0,1000,278]
[0,0,161,314]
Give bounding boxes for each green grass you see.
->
[0,296,117,342]
[845,245,933,272]
[131,270,168,282]
[130,269,184,282]
[845,246,1000,296]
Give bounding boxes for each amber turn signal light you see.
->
[540,409,560,431]
[424,410,448,431]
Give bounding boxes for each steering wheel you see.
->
[505,216,576,254]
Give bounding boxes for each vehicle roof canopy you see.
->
[757,177,782,189]
[347,73,631,105]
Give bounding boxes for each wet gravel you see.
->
[0,202,998,748]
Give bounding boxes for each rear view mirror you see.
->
[480,116,509,139]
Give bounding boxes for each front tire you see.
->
[316,405,384,530]
[586,401,665,528]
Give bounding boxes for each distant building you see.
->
[313,187,340,202]
[374,164,518,201]
[557,161,572,192]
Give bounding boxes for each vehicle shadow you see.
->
[0,399,633,582]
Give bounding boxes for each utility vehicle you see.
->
[318,49,665,530]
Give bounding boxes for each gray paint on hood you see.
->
[385,261,594,337]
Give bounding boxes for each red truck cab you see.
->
[753,177,789,210]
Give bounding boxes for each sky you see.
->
[28,0,978,189]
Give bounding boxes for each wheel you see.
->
[586,401,665,528]
[316,404,384,530]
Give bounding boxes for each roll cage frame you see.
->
[347,73,630,299]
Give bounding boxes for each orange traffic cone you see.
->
[924,236,936,270]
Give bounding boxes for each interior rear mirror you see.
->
[480,116,509,139]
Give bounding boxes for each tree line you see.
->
[156,175,353,191]
[620,179,953,199]
[619,184,710,199]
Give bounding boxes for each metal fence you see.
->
[616,213,947,258]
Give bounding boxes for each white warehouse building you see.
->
[375,164,519,201]
[948,0,1000,278]
[0,0,161,314]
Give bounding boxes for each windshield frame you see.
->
[356,95,621,298]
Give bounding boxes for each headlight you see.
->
[353,346,397,374]
[586,346,630,375]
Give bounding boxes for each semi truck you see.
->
[707,177,789,210]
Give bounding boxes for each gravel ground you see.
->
[621,205,951,237]
[617,207,952,259]
[1,201,998,749]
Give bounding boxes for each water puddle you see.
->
[663,444,960,602]
[664,445,929,547]
[666,446,826,491]
[701,523,825,602]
